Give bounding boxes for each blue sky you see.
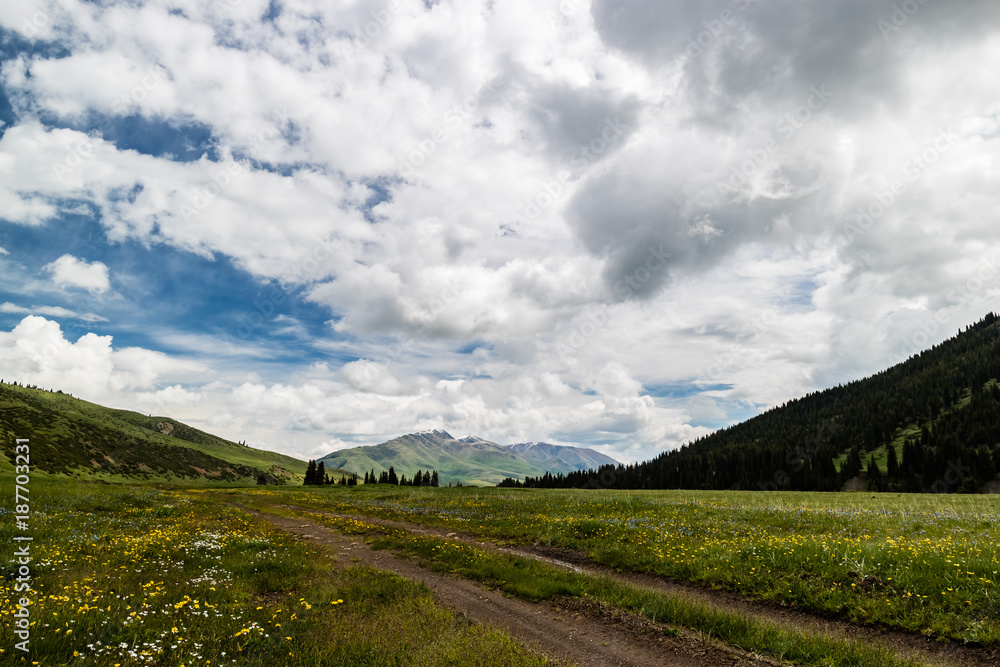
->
[1,0,999,463]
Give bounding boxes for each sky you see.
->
[0,0,998,464]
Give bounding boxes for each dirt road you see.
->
[263,505,999,667]
[252,509,778,667]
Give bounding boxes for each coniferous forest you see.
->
[500,313,1000,493]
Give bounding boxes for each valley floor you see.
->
[2,480,997,666]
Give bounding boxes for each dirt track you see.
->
[251,509,778,667]
[262,505,1000,667]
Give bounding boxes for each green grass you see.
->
[263,507,919,667]
[233,485,1000,645]
[0,383,307,484]
[0,478,555,666]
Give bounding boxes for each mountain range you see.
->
[318,429,620,486]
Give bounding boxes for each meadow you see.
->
[0,478,549,666]
[234,485,1000,645]
[3,479,997,666]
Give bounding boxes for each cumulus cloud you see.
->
[1,1,999,463]
[43,254,111,293]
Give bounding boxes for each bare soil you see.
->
[251,509,780,667]
[274,505,999,667]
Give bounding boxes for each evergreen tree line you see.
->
[1,379,71,395]
[303,460,359,486]
[499,314,1000,494]
[304,461,439,487]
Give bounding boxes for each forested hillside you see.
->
[501,313,1000,493]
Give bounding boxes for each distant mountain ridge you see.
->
[318,430,620,486]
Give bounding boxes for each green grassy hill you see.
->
[0,382,307,485]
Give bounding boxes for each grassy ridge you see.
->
[237,485,1000,644]
[0,478,553,666]
[0,383,306,484]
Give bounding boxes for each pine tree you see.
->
[413,470,422,487]
[316,461,326,485]
[842,446,863,481]
[304,460,316,485]
[431,470,439,487]
[423,471,431,486]
[364,471,370,484]
[887,445,899,478]
[866,456,883,492]
[388,466,398,485]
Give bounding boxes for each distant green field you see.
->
[239,485,1000,645]
[0,477,549,666]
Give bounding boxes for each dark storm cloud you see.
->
[525,81,641,164]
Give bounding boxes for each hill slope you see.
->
[0,382,306,484]
[512,313,1000,493]
[319,430,620,486]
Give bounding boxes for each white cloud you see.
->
[43,255,111,293]
[0,302,107,322]
[1,1,1000,465]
